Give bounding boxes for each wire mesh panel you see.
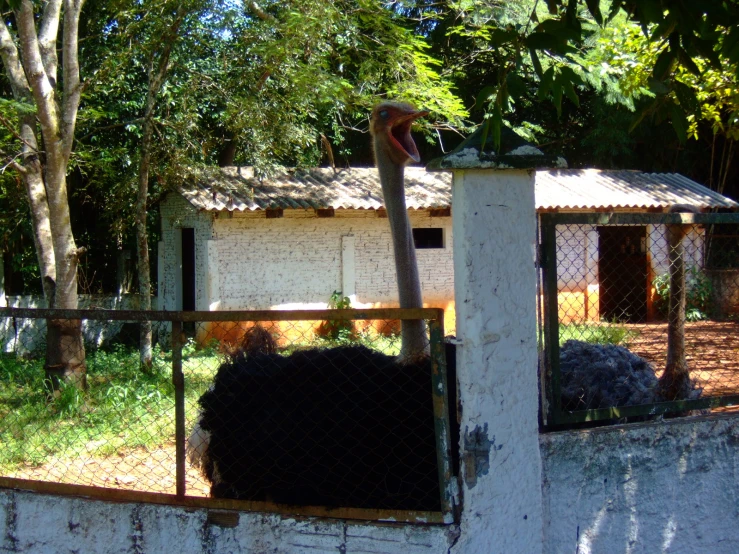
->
[540,212,739,426]
[0,316,175,492]
[0,308,456,523]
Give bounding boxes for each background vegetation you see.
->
[1,0,738,296]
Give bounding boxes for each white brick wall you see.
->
[159,203,455,311]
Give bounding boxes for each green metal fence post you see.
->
[540,215,562,427]
[428,312,457,523]
[172,319,186,497]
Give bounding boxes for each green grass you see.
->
[558,322,640,347]
[0,341,222,474]
[0,331,404,475]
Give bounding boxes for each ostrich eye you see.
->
[379,110,389,120]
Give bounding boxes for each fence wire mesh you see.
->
[0,309,454,519]
[540,213,739,425]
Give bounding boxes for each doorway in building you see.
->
[181,228,196,312]
[598,226,648,323]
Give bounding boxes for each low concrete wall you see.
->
[541,414,739,554]
[0,490,455,553]
[0,295,159,355]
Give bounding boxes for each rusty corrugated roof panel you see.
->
[178,166,451,212]
[176,166,737,212]
[536,169,738,210]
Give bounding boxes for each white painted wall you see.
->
[541,415,739,554]
[0,490,454,553]
[0,294,158,355]
[159,194,455,312]
[159,194,214,311]
[649,224,704,278]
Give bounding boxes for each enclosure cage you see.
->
[538,212,739,427]
[0,307,458,524]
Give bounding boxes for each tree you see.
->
[0,0,87,389]
[457,0,739,152]
[128,1,193,369]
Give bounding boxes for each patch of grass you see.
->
[559,322,640,347]
[0,330,410,476]
[0,342,223,475]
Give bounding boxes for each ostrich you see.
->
[187,102,459,510]
[370,101,429,362]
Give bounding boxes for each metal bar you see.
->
[172,320,186,498]
[540,212,739,226]
[0,307,441,323]
[428,311,456,524]
[540,217,562,426]
[0,477,445,525]
[553,395,739,424]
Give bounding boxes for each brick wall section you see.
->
[160,193,454,312]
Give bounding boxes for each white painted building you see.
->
[159,166,738,337]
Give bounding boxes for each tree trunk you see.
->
[136,117,154,370]
[1,0,87,390]
[657,222,690,401]
[134,6,187,370]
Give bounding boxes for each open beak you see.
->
[388,109,429,163]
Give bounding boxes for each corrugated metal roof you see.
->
[536,169,738,210]
[177,166,738,212]
[178,166,451,212]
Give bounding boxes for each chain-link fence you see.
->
[0,307,455,523]
[539,212,739,427]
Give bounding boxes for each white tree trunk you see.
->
[1,0,86,389]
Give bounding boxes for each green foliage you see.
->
[585,18,739,144]
[652,267,715,321]
[559,322,640,346]
[319,290,356,341]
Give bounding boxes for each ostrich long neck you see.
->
[374,143,428,360]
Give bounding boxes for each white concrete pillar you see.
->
[449,168,543,553]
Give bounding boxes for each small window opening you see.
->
[266,208,283,219]
[413,228,444,249]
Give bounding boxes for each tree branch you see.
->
[39,0,62,86]
[61,0,85,163]
[0,111,41,153]
[0,15,32,98]
[248,1,275,21]
[15,0,60,146]
[3,158,29,175]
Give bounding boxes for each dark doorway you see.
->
[181,228,196,311]
[598,226,648,323]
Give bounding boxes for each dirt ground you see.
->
[6,442,210,496]
[625,320,739,397]
[6,320,738,496]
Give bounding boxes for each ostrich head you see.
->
[370,102,429,166]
